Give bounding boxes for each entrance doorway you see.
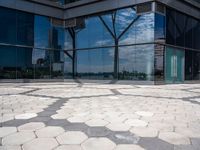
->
[165,47,185,83]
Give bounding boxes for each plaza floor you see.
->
[0,82,200,150]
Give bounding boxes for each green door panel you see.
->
[165,47,185,84]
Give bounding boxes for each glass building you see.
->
[0,0,200,84]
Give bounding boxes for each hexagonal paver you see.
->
[51,113,71,119]
[124,119,148,127]
[67,116,89,123]
[115,144,145,150]
[135,111,154,117]
[0,146,21,150]
[15,113,37,119]
[130,127,158,137]
[55,145,82,150]
[36,126,64,138]
[85,119,109,127]
[159,132,191,145]
[18,122,45,131]
[0,127,17,138]
[106,123,130,131]
[57,131,88,144]
[81,138,116,150]
[22,138,58,150]
[2,131,35,145]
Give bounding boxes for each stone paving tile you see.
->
[2,131,35,145]
[18,122,45,131]
[0,127,17,138]
[22,138,58,150]
[81,138,116,150]
[130,127,158,137]
[124,119,148,127]
[85,119,109,127]
[159,132,191,145]
[135,111,154,117]
[138,137,174,150]
[115,144,145,150]
[56,131,88,144]
[15,113,37,120]
[55,145,82,150]
[36,126,65,138]
[106,123,131,131]
[0,146,21,150]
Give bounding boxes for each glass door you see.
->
[165,47,185,84]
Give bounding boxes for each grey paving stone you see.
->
[46,119,69,127]
[191,138,200,150]
[28,116,51,123]
[86,127,111,137]
[174,145,197,150]
[37,111,55,117]
[107,131,140,144]
[63,123,89,132]
[138,137,174,150]
[2,120,28,127]
[159,132,190,145]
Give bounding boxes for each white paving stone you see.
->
[85,119,109,127]
[81,138,116,150]
[135,111,154,117]
[56,131,88,144]
[22,138,58,150]
[18,122,45,131]
[0,146,21,150]
[55,145,82,150]
[130,127,158,137]
[36,126,64,138]
[2,131,35,145]
[15,113,37,119]
[0,127,17,138]
[106,123,130,131]
[124,119,148,127]
[115,144,145,150]
[159,132,191,145]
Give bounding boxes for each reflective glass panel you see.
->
[34,16,51,48]
[0,7,16,44]
[0,46,16,79]
[50,50,64,79]
[135,13,154,44]
[155,13,165,42]
[119,44,154,81]
[32,49,50,79]
[16,47,34,79]
[77,48,114,79]
[17,11,34,46]
[64,50,73,78]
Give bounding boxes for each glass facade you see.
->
[166,8,200,82]
[0,7,64,80]
[0,3,200,83]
